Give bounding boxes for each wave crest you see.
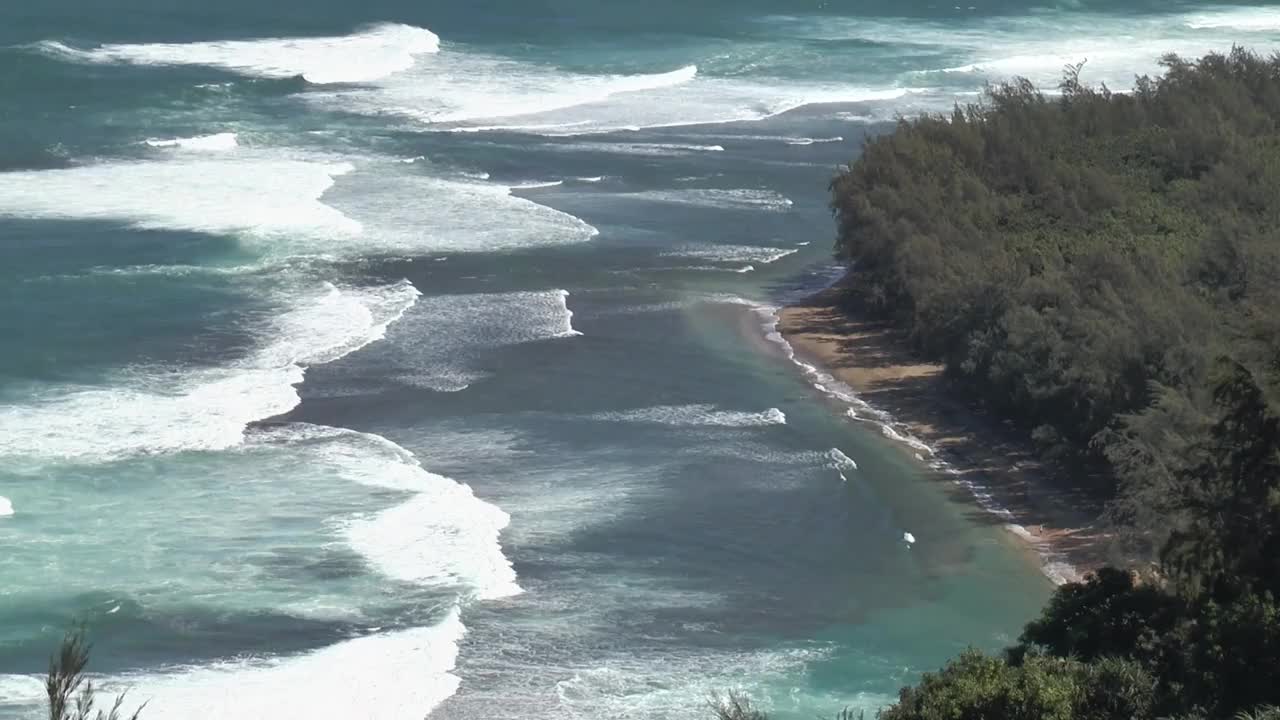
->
[590,404,787,428]
[33,23,439,83]
[144,132,239,152]
[0,281,419,462]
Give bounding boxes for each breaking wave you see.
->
[589,404,786,427]
[33,23,440,83]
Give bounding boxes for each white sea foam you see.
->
[552,141,725,156]
[34,23,440,83]
[417,80,909,135]
[0,282,419,462]
[590,404,786,428]
[289,31,911,135]
[592,292,761,316]
[917,11,1280,89]
[685,133,845,145]
[0,153,596,257]
[0,674,43,703]
[321,60,698,128]
[616,189,794,212]
[1183,7,1280,31]
[827,448,859,471]
[760,9,1280,110]
[0,155,360,241]
[550,644,881,720]
[635,264,757,274]
[0,496,12,517]
[263,423,520,599]
[255,280,420,366]
[321,168,598,253]
[510,179,563,189]
[576,176,604,183]
[783,136,844,145]
[662,245,798,264]
[346,494,518,597]
[144,132,239,152]
[35,24,915,133]
[83,609,466,720]
[348,289,581,392]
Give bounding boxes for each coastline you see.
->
[768,278,1112,585]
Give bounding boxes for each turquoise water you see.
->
[2,1,1277,717]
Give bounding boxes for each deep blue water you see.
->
[2,1,1277,717]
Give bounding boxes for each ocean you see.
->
[1,1,1275,717]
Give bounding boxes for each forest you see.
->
[814,48,1280,720]
[831,48,1280,558]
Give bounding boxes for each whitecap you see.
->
[549,644,885,720]
[87,609,466,720]
[345,289,581,392]
[589,404,786,428]
[0,495,12,517]
[615,189,793,212]
[0,281,419,462]
[0,674,43,703]
[0,155,360,242]
[782,136,844,145]
[143,132,239,152]
[0,153,597,257]
[278,30,912,135]
[680,133,844,145]
[34,23,440,84]
[414,79,908,135]
[321,168,598,254]
[323,59,699,129]
[662,245,798,264]
[1183,7,1280,31]
[510,179,563,189]
[632,264,757,274]
[262,424,520,599]
[827,448,859,471]
[551,141,725,156]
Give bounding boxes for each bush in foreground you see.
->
[45,627,143,720]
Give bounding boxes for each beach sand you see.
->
[776,279,1114,584]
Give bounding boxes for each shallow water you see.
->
[2,1,1275,717]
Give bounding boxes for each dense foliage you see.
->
[816,49,1280,720]
[831,49,1280,557]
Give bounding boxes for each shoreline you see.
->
[766,279,1112,585]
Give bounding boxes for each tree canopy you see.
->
[832,48,1280,559]
[822,49,1280,720]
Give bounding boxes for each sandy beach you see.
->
[775,278,1114,584]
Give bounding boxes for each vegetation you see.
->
[831,48,1280,558]
[710,49,1280,720]
[45,627,143,720]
